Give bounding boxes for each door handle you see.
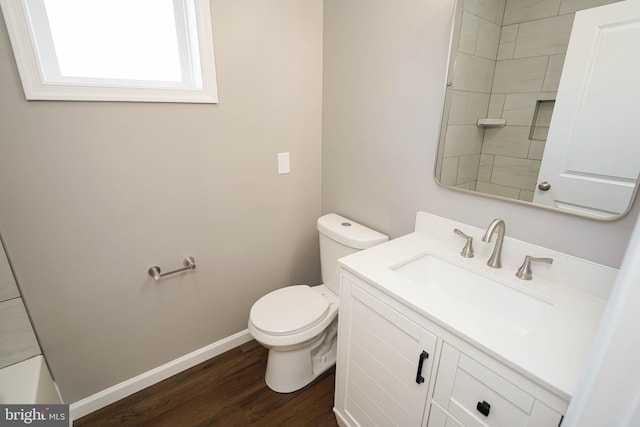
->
[415,351,429,384]
[538,181,551,191]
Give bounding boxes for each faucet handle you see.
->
[453,229,474,258]
[516,256,553,280]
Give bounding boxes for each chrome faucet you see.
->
[482,219,505,268]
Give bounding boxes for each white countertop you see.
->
[338,212,617,401]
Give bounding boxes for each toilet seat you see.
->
[250,285,330,336]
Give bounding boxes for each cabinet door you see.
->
[335,278,437,426]
[427,403,464,427]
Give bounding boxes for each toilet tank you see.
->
[317,214,388,295]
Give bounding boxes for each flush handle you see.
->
[415,351,429,384]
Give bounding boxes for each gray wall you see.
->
[0,0,323,402]
[322,0,639,269]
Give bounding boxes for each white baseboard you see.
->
[70,329,253,421]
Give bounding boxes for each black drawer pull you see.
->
[476,400,491,417]
[415,351,429,384]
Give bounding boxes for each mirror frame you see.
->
[434,0,639,221]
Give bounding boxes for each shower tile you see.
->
[454,53,496,93]
[536,100,555,127]
[459,12,480,55]
[478,154,495,182]
[465,0,504,24]
[543,54,565,92]
[502,92,556,126]
[467,93,491,121]
[491,156,541,190]
[513,14,574,58]
[530,99,556,141]
[483,126,532,157]
[0,298,41,369]
[492,57,548,93]
[531,126,550,141]
[444,125,484,156]
[519,190,535,202]
[449,91,490,125]
[497,24,518,60]
[503,0,561,25]
[497,41,516,60]
[529,139,547,160]
[441,157,459,186]
[559,0,622,14]
[457,154,481,184]
[477,19,501,59]
[476,181,521,199]
[488,94,506,117]
[455,182,476,190]
[501,24,519,43]
[497,0,507,25]
[502,94,538,126]
[448,91,469,124]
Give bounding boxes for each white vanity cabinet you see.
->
[334,275,438,426]
[335,272,568,427]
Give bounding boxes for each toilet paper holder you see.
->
[148,256,196,281]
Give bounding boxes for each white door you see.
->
[533,0,640,218]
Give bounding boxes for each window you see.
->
[0,0,218,103]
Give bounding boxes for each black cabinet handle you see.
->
[415,351,429,384]
[476,400,491,417]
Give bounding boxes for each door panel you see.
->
[534,0,640,218]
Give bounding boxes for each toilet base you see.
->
[264,319,338,393]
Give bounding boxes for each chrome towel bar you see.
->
[148,256,196,281]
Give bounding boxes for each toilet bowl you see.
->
[249,284,339,393]
[248,214,388,393]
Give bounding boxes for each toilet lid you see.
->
[250,285,330,335]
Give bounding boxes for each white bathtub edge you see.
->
[0,355,62,404]
[36,357,63,404]
[70,329,253,421]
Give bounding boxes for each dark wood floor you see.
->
[74,340,339,427]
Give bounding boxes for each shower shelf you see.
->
[477,118,506,127]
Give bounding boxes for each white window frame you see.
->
[0,0,218,103]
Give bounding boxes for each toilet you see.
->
[248,213,388,393]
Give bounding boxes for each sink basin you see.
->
[393,255,553,335]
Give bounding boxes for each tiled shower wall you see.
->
[441,0,621,200]
[0,239,41,369]
[440,0,506,189]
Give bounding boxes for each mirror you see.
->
[435,0,639,220]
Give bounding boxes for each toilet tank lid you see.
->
[317,213,388,249]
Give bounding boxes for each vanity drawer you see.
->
[449,358,531,427]
[433,343,563,427]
